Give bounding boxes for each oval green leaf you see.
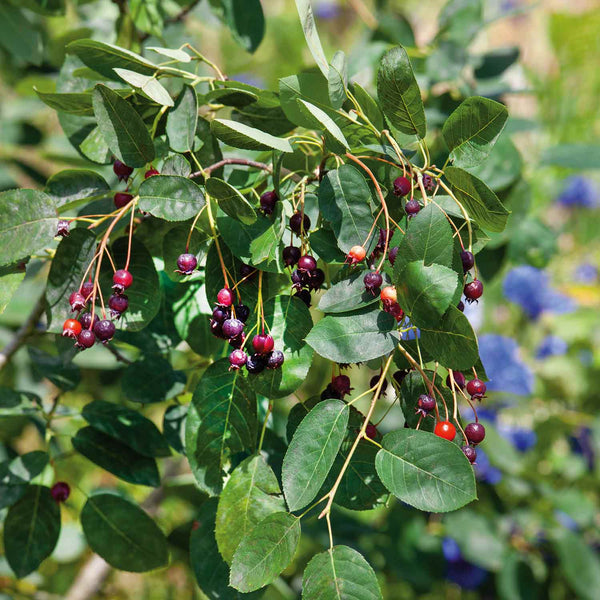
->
[206,177,257,225]
[138,175,205,221]
[211,118,293,153]
[166,84,197,152]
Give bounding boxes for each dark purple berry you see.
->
[422,174,435,192]
[93,319,116,342]
[464,279,483,303]
[466,378,486,399]
[321,383,342,400]
[297,255,317,272]
[364,271,383,294]
[460,250,475,272]
[457,301,465,312]
[112,269,133,293]
[370,375,388,394]
[267,350,285,369]
[260,190,278,215]
[465,422,486,445]
[291,269,309,289]
[79,312,98,330]
[114,192,133,209]
[308,268,325,291]
[229,332,246,349]
[331,375,352,397]
[416,394,436,416]
[365,424,378,439]
[393,370,409,387]
[176,253,197,275]
[239,263,256,280]
[462,445,477,463]
[222,318,244,339]
[229,349,247,370]
[246,353,267,374]
[56,220,70,237]
[290,212,311,235]
[69,292,86,312]
[234,304,250,323]
[446,371,466,390]
[76,329,96,349]
[388,246,399,266]
[212,305,230,323]
[393,176,411,197]
[210,320,226,339]
[109,293,128,317]
[113,160,134,181]
[50,481,70,503]
[283,246,301,267]
[294,289,312,307]
[80,281,94,302]
[405,199,421,216]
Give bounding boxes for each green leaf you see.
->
[221,0,265,53]
[230,512,301,592]
[282,399,349,511]
[28,347,81,391]
[35,89,93,116]
[72,427,160,487]
[444,166,510,233]
[66,39,157,80]
[279,72,330,129]
[81,493,169,572]
[138,175,205,221]
[248,295,314,399]
[438,0,483,45]
[377,46,426,138]
[419,306,479,370]
[147,46,191,62]
[0,5,42,65]
[294,0,329,77]
[296,99,349,153]
[306,306,400,363]
[318,165,373,253]
[395,261,459,328]
[207,178,257,225]
[92,84,155,168]
[541,144,600,170]
[163,404,187,454]
[466,134,522,192]
[45,169,110,210]
[0,189,57,266]
[319,269,388,314]
[216,455,286,564]
[129,0,163,38]
[166,85,198,152]
[351,83,384,130]
[211,119,293,153]
[100,237,161,332]
[0,451,49,486]
[328,50,348,109]
[45,228,97,333]
[161,154,192,177]
[302,545,382,600]
[185,359,257,495]
[121,355,178,404]
[4,486,60,578]
[375,429,477,512]
[82,400,171,458]
[113,68,173,107]
[0,264,26,316]
[443,96,508,168]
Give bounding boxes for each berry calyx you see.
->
[283,246,301,267]
[422,173,435,192]
[69,291,86,312]
[393,176,411,197]
[290,212,311,236]
[267,350,285,369]
[346,245,366,266]
[113,160,133,181]
[50,481,70,503]
[364,271,383,294]
[93,319,116,342]
[260,190,278,215]
[446,371,466,390]
[297,255,317,272]
[405,199,421,216]
[76,329,95,349]
[464,279,483,303]
[246,353,267,375]
[434,420,456,441]
[229,349,247,370]
[62,319,82,338]
[114,192,133,209]
[108,293,128,317]
[416,394,436,416]
[462,445,477,464]
[112,269,133,293]
[145,168,159,178]
[222,318,244,339]
[460,250,475,272]
[176,253,197,275]
[380,286,397,304]
[331,375,352,398]
[466,378,486,400]
[465,422,486,445]
[216,288,234,307]
[365,423,378,439]
[252,334,274,354]
[56,220,70,237]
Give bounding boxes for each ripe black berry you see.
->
[297,255,317,272]
[246,353,267,374]
[388,246,398,266]
[392,370,409,386]
[50,481,70,503]
[210,320,226,339]
[422,174,435,192]
[222,318,244,339]
[114,192,133,209]
[234,304,250,323]
[465,422,486,445]
[76,329,95,349]
[308,268,325,291]
[464,279,483,303]
[290,212,311,235]
[294,289,312,307]
[112,269,133,293]
[109,293,128,317]
[369,375,388,393]
[229,332,246,349]
[176,253,197,275]
[291,269,309,289]
[460,250,475,272]
[364,271,383,294]
[239,263,256,280]
[253,334,274,354]
[405,199,421,216]
[260,190,278,215]
[229,349,247,370]
[416,394,436,416]
[113,160,133,181]
[93,319,116,342]
[283,246,301,267]
[79,312,98,331]
[212,305,230,323]
[56,220,70,237]
[462,445,477,464]
[466,378,486,399]
[393,176,411,197]
[321,383,342,400]
[331,375,352,398]
[267,350,285,369]
[446,371,466,390]
[69,292,86,312]
[217,288,234,307]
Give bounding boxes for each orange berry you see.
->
[380,286,397,303]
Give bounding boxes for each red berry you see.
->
[385,301,405,322]
[252,334,274,355]
[50,481,70,503]
[229,349,248,370]
[346,245,366,266]
[109,293,128,317]
[62,319,82,338]
[297,255,317,272]
[216,288,234,306]
[405,199,421,216]
[176,253,197,275]
[462,446,477,463]
[464,279,483,303]
[113,160,134,181]
[466,378,486,399]
[145,168,159,178]
[69,291,86,312]
[331,375,352,397]
[76,329,95,349]
[114,192,134,209]
[260,190,278,215]
[290,212,311,236]
[112,269,133,293]
[365,424,378,439]
[80,281,94,302]
[465,422,486,445]
[393,176,411,197]
[434,420,456,441]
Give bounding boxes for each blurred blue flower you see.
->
[556,176,599,208]
[473,448,502,484]
[497,423,537,452]
[479,334,534,395]
[400,317,419,340]
[536,335,568,359]
[233,73,265,89]
[476,407,499,423]
[574,263,598,283]
[503,266,576,319]
[554,510,579,532]
[442,537,488,589]
[314,1,341,19]
[569,427,595,471]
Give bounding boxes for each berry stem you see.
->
[124,202,136,271]
[436,179,473,252]
[205,194,229,287]
[185,204,207,252]
[448,369,469,445]
[257,400,273,453]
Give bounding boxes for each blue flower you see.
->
[473,448,502,484]
[442,538,462,562]
[233,73,265,89]
[569,427,595,471]
[442,538,488,589]
[479,334,534,395]
[554,510,579,532]
[536,335,568,359]
[556,176,599,208]
[574,263,598,283]
[503,265,576,320]
[497,423,537,452]
[314,1,341,19]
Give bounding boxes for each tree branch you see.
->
[189,158,273,179]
